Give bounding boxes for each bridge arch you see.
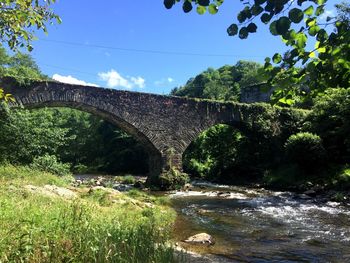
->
[1,76,304,188]
[1,78,163,177]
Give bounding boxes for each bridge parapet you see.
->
[1,77,298,187]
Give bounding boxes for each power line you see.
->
[40,63,97,77]
[39,39,266,58]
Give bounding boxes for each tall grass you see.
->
[0,165,180,262]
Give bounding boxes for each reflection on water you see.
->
[170,184,350,262]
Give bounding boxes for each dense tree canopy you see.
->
[171,60,266,101]
[0,47,148,175]
[165,0,350,105]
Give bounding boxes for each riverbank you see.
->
[0,165,180,262]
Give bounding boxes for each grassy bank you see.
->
[0,165,180,263]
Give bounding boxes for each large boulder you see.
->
[24,185,77,199]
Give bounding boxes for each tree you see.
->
[164,0,350,105]
[0,45,47,81]
[171,60,265,101]
[0,108,73,164]
[0,0,61,51]
[0,0,59,101]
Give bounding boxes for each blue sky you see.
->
[30,0,339,94]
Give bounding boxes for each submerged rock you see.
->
[184,233,215,245]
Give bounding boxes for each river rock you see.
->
[184,233,215,245]
[299,194,312,200]
[24,185,77,199]
[113,183,132,192]
[44,185,78,199]
[303,190,317,197]
[217,191,231,198]
[134,180,145,189]
[183,183,193,191]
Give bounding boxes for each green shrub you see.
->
[285,132,326,172]
[263,164,303,189]
[72,163,89,174]
[0,164,72,186]
[307,88,350,164]
[30,154,71,176]
[330,165,350,190]
[159,168,190,190]
[121,175,136,184]
[186,158,212,178]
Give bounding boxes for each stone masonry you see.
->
[0,76,279,183]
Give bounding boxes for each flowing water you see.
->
[169,182,350,262]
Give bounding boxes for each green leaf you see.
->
[227,24,238,36]
[247,23,257,33]
[254,0,266,4]
[315,5,325,16]
[306,18,316,27]
[276,17,291,35]
[208,4,218,14]
[272,53,282,64]
[288,8,304,23]
[215,0,224,6]
[261,13,272,24]
[164,0,175,9]
[269,21,279,36]
[297,0,307,6]
[296,33,307,48]
[197,6,207,15]
[304,5,314,16]
[237,11,246,23]
[183,1,193,13]
[239,27,249,39]
[198,0,210,6]
[316,29,328,42]
[308,25,320,36]
[251,5,264,16]
[243,6,252,19]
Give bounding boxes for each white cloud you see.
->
[98,69,145,89]
[52,74,99,87]
[320,9,335,20]
[131,76,145,88]
[155,77,175,86]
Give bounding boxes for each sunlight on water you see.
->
[170,184,350,262]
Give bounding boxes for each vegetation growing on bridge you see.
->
[1,43,349,191]
[0,46,149,176]
[0,1,348,262]
[179,79,350,190]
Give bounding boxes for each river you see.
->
[169,182,350,262]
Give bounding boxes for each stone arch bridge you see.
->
[0,77,295,185]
